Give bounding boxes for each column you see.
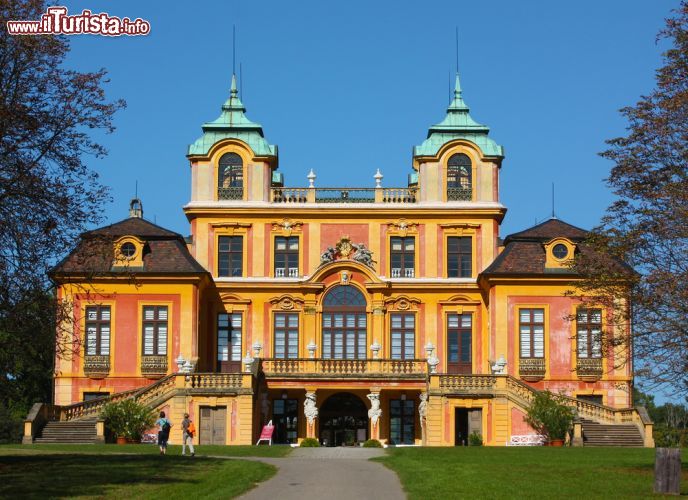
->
[367,391,382,441]
[304,390,318,439]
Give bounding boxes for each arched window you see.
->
[447,153,472,201]
[217,153,243,200]
[322,285,367,359]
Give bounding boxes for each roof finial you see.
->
[129,197,143,219]
[455,26,459,74]
[231,73,238,96]
[551,182,558,219]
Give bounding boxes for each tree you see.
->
[572,2,688,397]
[0,0,124,440]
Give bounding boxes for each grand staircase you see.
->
[580,418,645,447]
[34,420,99,444]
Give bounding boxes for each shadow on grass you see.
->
[0,453,220,499]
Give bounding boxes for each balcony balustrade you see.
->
[261,358,427,379]
[391,268,415,278]
[275,267,299,278]
[269,187,418,205]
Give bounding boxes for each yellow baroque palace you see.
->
[28,73,653,448]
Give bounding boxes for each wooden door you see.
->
[200,406,227,445]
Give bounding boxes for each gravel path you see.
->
[238,447,405,500]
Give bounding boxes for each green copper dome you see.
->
[188,75,277,157]
[414,74,503,158]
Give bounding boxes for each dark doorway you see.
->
[273,399,298,444]
[390,399,415,444]
[577,394,603,405]
[455,408,469,446]
[319,392,368,446]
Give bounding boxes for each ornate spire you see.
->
[187,72,276,158]
[413,71,503,158]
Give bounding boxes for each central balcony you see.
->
[270,187,417,205]
[261,358,427,379]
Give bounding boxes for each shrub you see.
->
[362,439,382,448]
[299,437,320,447]
[101,399,156,441]
[525,390,575,441]
[468,431,483,446]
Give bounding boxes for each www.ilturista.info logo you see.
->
[6,6,150,36]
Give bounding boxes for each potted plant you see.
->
[524,390,574,446]
[101,399,157,444]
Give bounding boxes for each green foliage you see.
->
[572,2,688,396]
[362,439,383,448]
[299,437,320,447]
[468,431,483,446]
[524,390,574,441]
[101,399,156,441]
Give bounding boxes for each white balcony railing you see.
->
[276,268,299,278]
[392,268,415,278]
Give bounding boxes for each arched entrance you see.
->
[319,392,368,446]
[321,285,367,359]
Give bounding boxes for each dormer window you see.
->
[447,153,472,201]
[544,238,576,269]
[114,237,145,267]
[218,153,243,200]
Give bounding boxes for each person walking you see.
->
[156,411,172,455]
[181,412,195,457]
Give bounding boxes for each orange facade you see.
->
[48,73,652,447]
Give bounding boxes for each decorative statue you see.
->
[352,243,376,268]
[317,237,376,269]
[319,246,336,265]
[304,391,318,425]
[367,393,382,426]
[418,392,428,423]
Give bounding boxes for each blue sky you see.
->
[62,0,674,237]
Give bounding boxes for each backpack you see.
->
[162,420,171,434]
[187,422,195,436]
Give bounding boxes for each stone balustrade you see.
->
[269,187,418,204]
[261,358,427,378]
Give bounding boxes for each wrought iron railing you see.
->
[519,358,546,381]
[141,355,168,377]
[576,357,603,381]
[315,188,375,203]
[218,187,243,200]
[83,355,110,378]
[447,187,472,201]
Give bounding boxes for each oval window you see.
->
[120,242,136,258]
[552,243,569,259]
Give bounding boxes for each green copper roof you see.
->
[414,74,504,158]
[188,75,277,157]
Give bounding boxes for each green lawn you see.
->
[1,443,292,457]
[0,452,275,499]
[374,447,688,499]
